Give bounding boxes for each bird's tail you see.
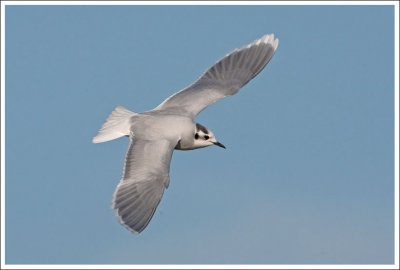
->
[92,106,136,143]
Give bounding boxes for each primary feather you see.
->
[154,34,279,119]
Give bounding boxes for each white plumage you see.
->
[93,33,279,234]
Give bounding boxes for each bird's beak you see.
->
[213,141,226,149]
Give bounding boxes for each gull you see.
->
[93,33,279,234]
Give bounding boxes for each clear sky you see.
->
[4,3,395,265]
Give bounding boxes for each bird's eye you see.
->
[195,133,199,139]
[204,135,210,140]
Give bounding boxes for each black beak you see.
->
[213,141,226,149]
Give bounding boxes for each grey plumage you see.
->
[111,139,176,233]
[93,33,279,234]
[154,35,278,119]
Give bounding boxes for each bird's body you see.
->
[130,112,195,146]
[93,33,279,234]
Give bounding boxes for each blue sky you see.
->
[4,4,395,265]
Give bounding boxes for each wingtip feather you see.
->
[251,33,279,51]
[274,38,279,50]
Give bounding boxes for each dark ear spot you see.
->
[195,133,199,139]
[196,123,209,134]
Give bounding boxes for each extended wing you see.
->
[111,138,177,234]
[153,34,279,119]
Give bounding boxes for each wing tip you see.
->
[273,38,279,50]
[256,33,278,48]
[118,216,141,235]
[113,207,155,235]
[253,33,279,50]
[112,206,142,235]
[92,136,103,143]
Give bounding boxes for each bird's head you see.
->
[192,123,226,149]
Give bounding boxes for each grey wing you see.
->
[153,34,279,119]
[111,138,177,234]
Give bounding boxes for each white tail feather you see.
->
[92,106,136,143]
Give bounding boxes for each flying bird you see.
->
[93,33,279,234]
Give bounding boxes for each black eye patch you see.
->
[195,133,199,139]
[204,135,209,140]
